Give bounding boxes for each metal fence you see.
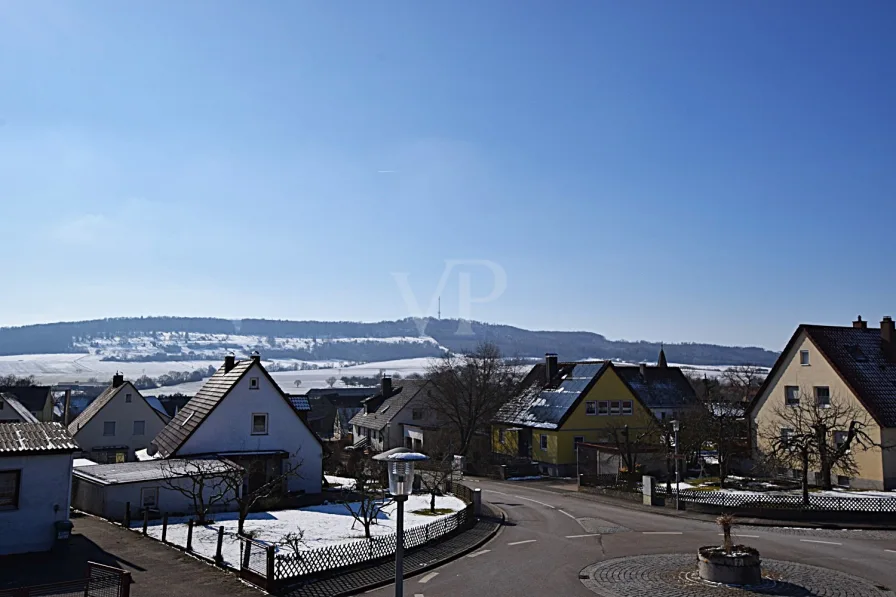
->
[0,563,131,597]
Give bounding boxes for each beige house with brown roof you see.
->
[750,315,896,489]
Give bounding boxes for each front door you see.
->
[518,429,532,458]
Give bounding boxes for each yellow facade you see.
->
[493,367,660,466]
[752,330,887,488]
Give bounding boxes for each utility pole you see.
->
[437,296,441,320]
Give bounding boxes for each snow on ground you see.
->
[73,458,97,467]
[324,475,356,489]
[137,494,465,567]
[506,476,545,481]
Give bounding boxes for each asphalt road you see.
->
[361,477,896,597]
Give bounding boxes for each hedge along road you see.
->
[361,477,896,597]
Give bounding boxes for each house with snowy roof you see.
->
[348,378,440,453]
[492,352,698,476]
[67,374,169,464]
[750,315,896,490]
[0,422,80,555]
[149,354,323,495]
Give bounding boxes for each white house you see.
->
[67,374,169,464]
[0,422,80,555]
[0,393,39,423]
[150,355,323,495]
[349,378,441,452]
[72,459,240,520]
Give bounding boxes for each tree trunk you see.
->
[801,449,810,506]
[817,431,833,490]
[430,492,436,513]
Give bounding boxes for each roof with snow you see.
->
[152,358,322,458]
[751,323,896,427]
[348,380,430,431]
[0,422,79,454]
[144,396,171,420]
[68,381,167,435]
[288,396,311,412]
[495,360,697,429]
[0,393,39,422]
[73,458,237,485]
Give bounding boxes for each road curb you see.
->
[292,509,506,597]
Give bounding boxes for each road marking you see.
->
[512,495,556,509]
[467,549,491,558]
[720,534,760,538]
[800,539,842,545]
[418,572,438,584]
[415,594,425,597]
[507,539,537,546]
[566,534,601,538]
[643,531,683,535]
[885,549,896,554]
[557,509,577,519]
[484,489,511,496]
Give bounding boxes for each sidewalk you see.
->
[279,506,504,597]
[501,479,896,530]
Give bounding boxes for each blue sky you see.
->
[1,1,894,350]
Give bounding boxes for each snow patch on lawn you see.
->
[324,475,356,490]
[136,494,465,567]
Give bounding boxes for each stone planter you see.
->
[697,545,761,585]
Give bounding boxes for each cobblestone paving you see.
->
[740,525,896,541]
[580,555,895,596]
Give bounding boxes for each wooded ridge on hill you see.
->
[0,316,778,366]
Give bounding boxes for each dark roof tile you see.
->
[0,386,52,413]
[348,380,430,431]
[0,422,79,454]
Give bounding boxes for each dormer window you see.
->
[249,377,259,390]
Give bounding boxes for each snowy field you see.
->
[136,494,465,567]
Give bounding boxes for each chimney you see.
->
[251,351,261,363]
[545,353,559,385]
[640,363,647,378]
[224,355,236,373]
[63,389,72,426]
[882,316,896,362]
[854,315,867,329]
[381,376,393,398]
[112,373,124,388]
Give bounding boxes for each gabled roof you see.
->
[348,380,430,431]
[67,381,167,435]
[495,360,697,429]
[144,396,171,420]
[152,358,322,458]
[0,393,39,423]
[0,386,51,413]
[749,324,896,427]
[0,422,79,454]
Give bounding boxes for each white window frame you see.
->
[249,377,260,390]
[597,401,609,416]
[585,401,597,415]
[133,420,145,436]
[609,401,621,415]
[251,413,269,435]
[815,386,831,408]
[125,393,132,403]
[621,400,633,415]
[833,430,849,450]
[800,350,810,366]
[540,434,548,451]
[103,421,116,437]
[573,436,585,447]
[141,486,159,509]
[0,470,21,510]
[785,386,800,406]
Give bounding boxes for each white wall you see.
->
[71,382,168,461]
[178,362,323,494]
[0,453,73,555]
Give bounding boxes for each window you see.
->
[780,427,793,441]
[800,350,810,366]
[103,421,115,436]
[621,400,633,415]
[573,436,585,447]
[141,487,159,509]
[609,401,621,415]
[249,377,259,390]
[498,430,505,445]
[251,413,269,435]
[837,475,851,488]
[815,386,831,407]
[0,470,21,509]
[125,393,132,403]
[412,408,424,421]
[540,434,548,451]
[133,420,145,436]
[785,386,800,406]
[597,401,609,416]
[0,400,4,410]
[834,430,849,449]
[660,411,667,421]
[585,401,596,415]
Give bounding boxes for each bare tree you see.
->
[160,460,239,524]
[607,424,656,488]
[720,366,766,404]
[224,454,306,535]
[419,433,456,512]
[688,375,751,488]
[760,389,876,503]
[342,459,392,539]
[425,343,523,457]
[326,376,337,388]
[294,379,302,388]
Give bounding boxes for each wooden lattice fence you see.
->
[676,490,896,512]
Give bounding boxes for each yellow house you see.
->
[492,352,697,476]
[750,315,896,490]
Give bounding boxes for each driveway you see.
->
[0,513,260,597]
[362,477,896,597]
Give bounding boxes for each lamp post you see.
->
[671,419,681,510]
[374,448,429,597]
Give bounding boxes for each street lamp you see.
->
[671,419,681,510]
[373,447,429,597]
